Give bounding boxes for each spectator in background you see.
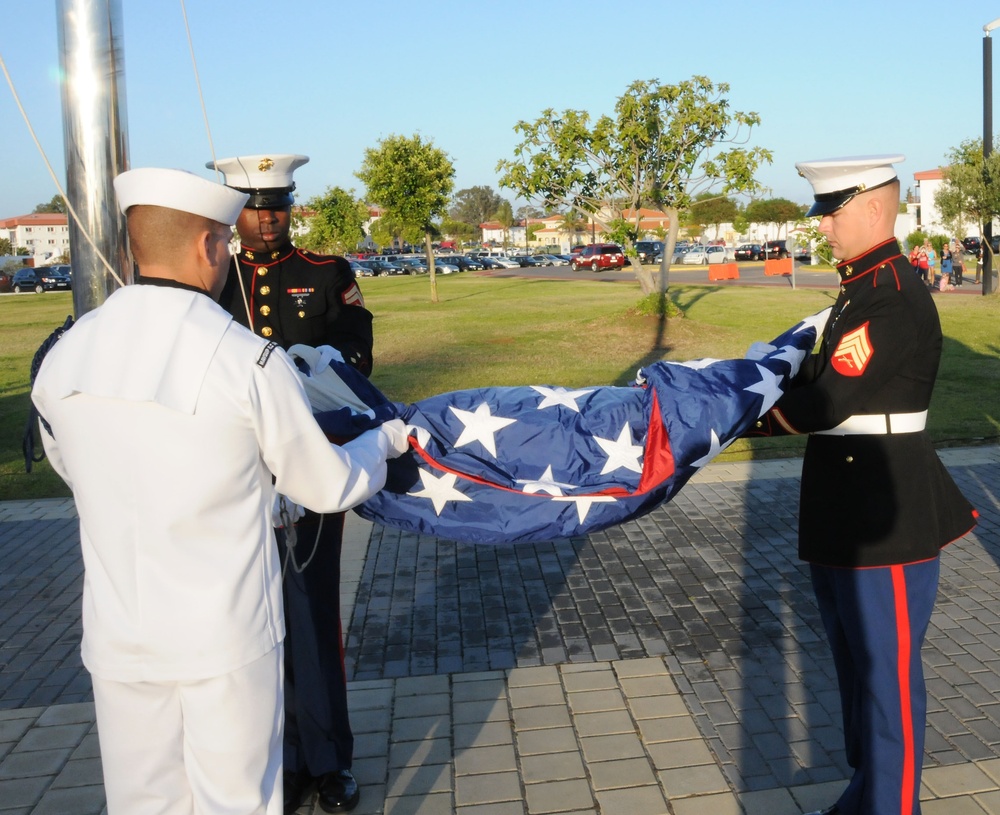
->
[923,239,937,287]
[915,243,929,282]
[939,241,952,290]
[951,240,964,287]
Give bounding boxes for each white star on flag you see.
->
[690,429,735,468]
[409,469,473,515]
[532,386,594,413]
[744,363,785,415]
[594,424,644,475]
[553,494,618,523]
[516,465,576,496]
[450,402,517,457]
[797,306,833,337]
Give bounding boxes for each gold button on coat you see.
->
[845,456,854,463]
[298,310,306,318]
[259,285,271,296]
[261,326,273,337]
[260,305,271,316]
[256,267,267,277]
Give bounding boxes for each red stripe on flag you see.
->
[637,389,675,495]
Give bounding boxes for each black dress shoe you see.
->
[317,769,360,813]
[804,806,839,815]
[283,770,318,815]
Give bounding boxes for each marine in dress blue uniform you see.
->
[210,154,372,814]
[748,156,977,815]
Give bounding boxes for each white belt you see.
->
[814,411,927,436]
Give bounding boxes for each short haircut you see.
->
[126,205,217,266]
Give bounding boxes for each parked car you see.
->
[706,245,729,264]
[530,254,555,266]
[492,256,523,269]
[452,255,484,271]
[397,258,428,274]
[514,254,543,267]
[433,260,460,274]
[571,243,626,271]
[349,260,374,277]
[761,240,789,259]
[635,240,664,264]
[0,270,12,293]
[671,246,690,264]
[733,243,763,261]
[682,245,709,264]
[962,236,981,255]
[12,267,72,293]
[358,259,404,276]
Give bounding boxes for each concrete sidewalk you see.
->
[1,446,998,814]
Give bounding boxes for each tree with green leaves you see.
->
[936,139,1000,244]
[369,211,423,251]
[497,75,771,295]
[439,216,479,245]
[296,186,369,255]
[684,192,739,240]
[558,211,586,249]
[744,198,805,239]
[0,237,13,255]
[495,200,514,251]
[33,195,66,214]
[449,185,507,227]
[356,134,455,302]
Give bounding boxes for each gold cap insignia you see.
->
[258,157,274,172]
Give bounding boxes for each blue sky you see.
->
[2,0,998,218]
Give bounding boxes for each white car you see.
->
[493,256,522,269]
[682,245,708,264]
[433,261,460,274]
[706,245,729,264]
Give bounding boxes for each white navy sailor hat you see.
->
[113,167,250,225]
[796,154,905,216]
[206,154,310,209]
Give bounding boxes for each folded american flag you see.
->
[289,310,827,545]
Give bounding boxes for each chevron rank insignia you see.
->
[832,322,873,376]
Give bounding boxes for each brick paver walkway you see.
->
[1,446,998,814]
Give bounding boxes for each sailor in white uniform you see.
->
[30,167,408,815]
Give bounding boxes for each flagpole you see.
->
[56,0,131,317]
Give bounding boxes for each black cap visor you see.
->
[805,176,897,218]
[235,186,295,210]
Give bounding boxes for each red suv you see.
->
[571,243,626,271]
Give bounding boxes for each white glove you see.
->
[314,345,345,373]
[379,418,411,458]
[272,494,305,528]
[744,341,776,361]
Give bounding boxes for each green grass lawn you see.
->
[3,277,998,500]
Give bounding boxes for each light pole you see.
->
[982,17,1000,294]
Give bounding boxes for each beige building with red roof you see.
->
[0,213,70,261]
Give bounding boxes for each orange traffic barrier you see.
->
[764,258,793,276]
[708,263,740,281]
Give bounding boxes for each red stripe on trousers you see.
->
[891,564,915,815]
